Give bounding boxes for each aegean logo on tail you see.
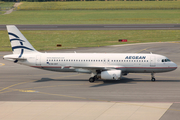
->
[8,32,34,51]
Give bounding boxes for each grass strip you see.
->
[17,1,180,10]
[0,30,179,51]
[1,10,180,24]
[0,2,14,10]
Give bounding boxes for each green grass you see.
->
[0,2,14,14]
[0,2,14,8]
[1,1,180,24]
[1,10,180,24]
[0,30,179,51]
[18,1,180,10]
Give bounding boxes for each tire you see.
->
[151,78,156,82]
[89,77,95,83]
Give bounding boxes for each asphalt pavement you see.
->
[0,42,180,120]
[0,24,180,30]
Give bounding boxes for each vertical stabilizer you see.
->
[7,25,38,56]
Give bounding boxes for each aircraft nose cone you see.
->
[173,62,178,70]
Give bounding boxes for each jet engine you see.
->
[98,69,122,80]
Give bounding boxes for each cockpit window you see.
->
[167,59,171,62]
[162,59,171,62]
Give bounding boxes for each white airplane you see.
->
[3,25,177,82]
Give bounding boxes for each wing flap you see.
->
[70,65,124,72]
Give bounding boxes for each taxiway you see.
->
[0,42,180,120]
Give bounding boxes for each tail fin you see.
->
[7,25,38,55]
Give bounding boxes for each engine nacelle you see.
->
[99,69,122,80]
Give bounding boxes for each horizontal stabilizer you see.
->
[3,54,26,61]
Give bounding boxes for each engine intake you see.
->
[98,69,122,80]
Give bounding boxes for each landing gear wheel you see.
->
[151,78,155,81]
[151,73,156,82]
[89,77,95,83]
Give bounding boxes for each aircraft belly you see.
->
[126,67,174,73]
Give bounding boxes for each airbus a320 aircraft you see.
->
[3,25,177,82]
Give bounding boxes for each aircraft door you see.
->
[36,55,41,66]
[150,56,156,67]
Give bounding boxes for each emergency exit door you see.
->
[150,56,156,67]
[36,55,41,66]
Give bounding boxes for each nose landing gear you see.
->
[151,73,156,82]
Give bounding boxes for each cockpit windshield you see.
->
[162,59,171,62]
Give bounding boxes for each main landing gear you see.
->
[151,73,156,82]
[89,75,98,83]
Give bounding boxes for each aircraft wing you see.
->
[70,65,124,73]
